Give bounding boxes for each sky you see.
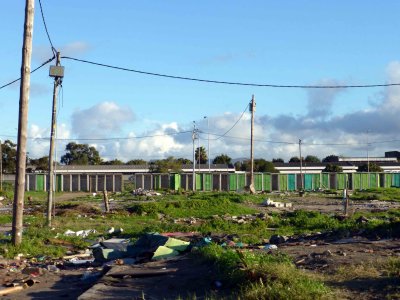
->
[1,1,400,163]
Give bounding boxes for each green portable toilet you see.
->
[237,173,246,190]
[196,174,203,191]
[337,173,347,190]
[36,174,45,191]
[170,174,181,191]
[361,173,369,189]
[321,173,329,189]
[312,174,321,189]
[263,173,272,192]
[56,174,63,192]
[229,174,237,191]
[279,174,288,191]
[288,174,296,191]
[352,173,361,190]
[153,174,161,190]
[393,173,400,187]
[254,173,263,191]
[204,173,212,191]
[384,173,392,188]
[304,174,313,190]
[369,173,378,188]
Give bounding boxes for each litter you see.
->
[263,244,278,250]
[62,229,97,238]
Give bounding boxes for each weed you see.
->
[197,244,331,299]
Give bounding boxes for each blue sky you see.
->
[1,1,400,162]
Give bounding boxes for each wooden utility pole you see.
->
[192,122,197,191]
[12,0,35,246]
[0,139,3,191]
[103,190,110,213]
[249,95,256,194]
[47,52,61,226]
[299,139,304,191]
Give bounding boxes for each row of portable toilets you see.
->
[134,172,400,192]
[25,172,400,192]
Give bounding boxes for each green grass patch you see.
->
[351,188,400,201]
[197,244,331,299]
[126,196,257,218]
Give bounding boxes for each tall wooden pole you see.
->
[47,52,61,226]
[299,139,304,191]
[249,95,256,194]
[0,139,3,191]
[12,0,35,246]
[192,122,196,191]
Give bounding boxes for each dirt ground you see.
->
[0,195,399,299]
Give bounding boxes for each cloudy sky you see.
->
[1,1,400,163]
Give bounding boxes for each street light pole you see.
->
[192,122,197,191]
[204,116,210,173]
[299,139,304,191]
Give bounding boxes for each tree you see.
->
[289,156,301,163]
[126,159,147,165]
[102,159,124,165]
[305,155,321,163]
[357,163,383,172]
[235,159,277,173]
[149,156,182,173]
[60,142,102,165]
[176,158,192,165]
[322,155,339,163]
[195,146,208,164]
[272,158,284,163]
[29,156,49,171]
[213,154,232,165]
[323,164,343,173]
[1,140,17,173]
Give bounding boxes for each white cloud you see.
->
[71,101,135,139]
[33,41,91,62]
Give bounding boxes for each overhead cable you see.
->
[0,56,55,90]
[38,0,57,55]
[0,130,192,142]
[211,103,250,140]
[62,56,400,89]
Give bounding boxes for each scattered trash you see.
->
[269,235,288,245]
[0,279,35,296]
[262,198,292,208]
[81,271,102,282]
[107,227,124,235]
[263,244,278,250]
[62,229,97,238]
[132,188,161,196]
[46,265,60,272]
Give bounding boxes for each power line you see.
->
[0,56,55,90]
[38,0,57,55]
[212,103,250,140]
[62,56,400,89]
[0,130,192,142]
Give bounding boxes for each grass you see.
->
[0,190,398,258]
[351,188,400,201]
[197,244,331,299]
